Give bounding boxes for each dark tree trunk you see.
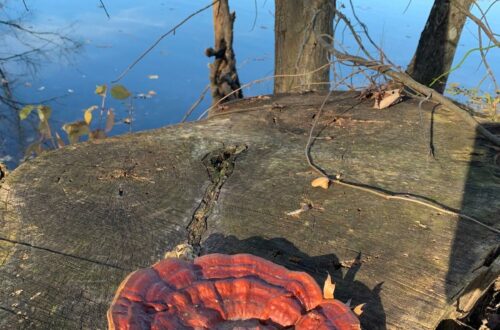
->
[274,0,333,94]
[407,0,474,94]
[206,0,242,105]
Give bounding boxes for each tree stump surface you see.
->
[0,92,498,329]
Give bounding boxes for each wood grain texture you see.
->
[274,0,333,93]
[407,0,474,93]
[0,92,498,329]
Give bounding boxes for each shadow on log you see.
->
[204,234,386,329]
[0,92,498,329]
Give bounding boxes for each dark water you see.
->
[0,0,498,168]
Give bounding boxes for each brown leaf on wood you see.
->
[353,303,366,316]
[323,273,335,299]
[311,177,330,189]
[374,89,402,109]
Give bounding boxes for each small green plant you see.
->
[20,83,132,159]
[19,104,57,158]
[446,83,499,122]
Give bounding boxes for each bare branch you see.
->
[477,26,498,91]
[452,2,499,47]
[113,1,220,83]
[329,47,500,146]
[99,0,111,19]
[182,84,210,122]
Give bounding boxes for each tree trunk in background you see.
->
[274,0,333,94]
[407,0,474,94]
[206,0,242,105]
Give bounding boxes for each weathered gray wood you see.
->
[206,0,242,104]
[0,92,498,329]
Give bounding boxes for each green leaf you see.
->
[110,84,131,100]
[95,84,107,96]
[37,105,52,122]
[19,105,35,120]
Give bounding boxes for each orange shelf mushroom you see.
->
[107,254,360,330]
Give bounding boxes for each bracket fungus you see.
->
[108,254,360,329]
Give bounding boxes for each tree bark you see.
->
[407,0,474,94]
[274,0,333,94]
[206,0,242,105]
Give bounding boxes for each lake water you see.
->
[0,0,498,169]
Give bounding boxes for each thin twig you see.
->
[113,1,219,83]
[304,78,499,235]
[452,2,499,47]
[197,63,332,120]
[315,33,500,146]
[99,0,111,19]
[477,21,498,92]
[429,45,497,88]
[332,179,500,234]
[305,69,365,177]
[249,0,258,32]
[182,84,210,122]
[402,0,412,14]
[347,0,398,68]
[22,0,29,11]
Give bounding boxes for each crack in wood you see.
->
[0,306,16,315]
[186,144,247,250]
[0,236,129,271]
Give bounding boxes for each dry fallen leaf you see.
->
[323,273,335,299]
[123,117,132,124]
[353,303,366,316]
[311,177,330,189]
[374,88,401,109]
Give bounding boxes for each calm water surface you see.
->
[0,0,498,168]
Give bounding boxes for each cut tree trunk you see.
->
[206,0,242,105]
[407,0,474,93]
[274,0,333,93]
[1,92,498,329]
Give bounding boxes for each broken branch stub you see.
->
[206,0,242,106]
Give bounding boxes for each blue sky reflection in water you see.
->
[0,0,498,168]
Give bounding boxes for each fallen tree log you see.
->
[0,92,498,329]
